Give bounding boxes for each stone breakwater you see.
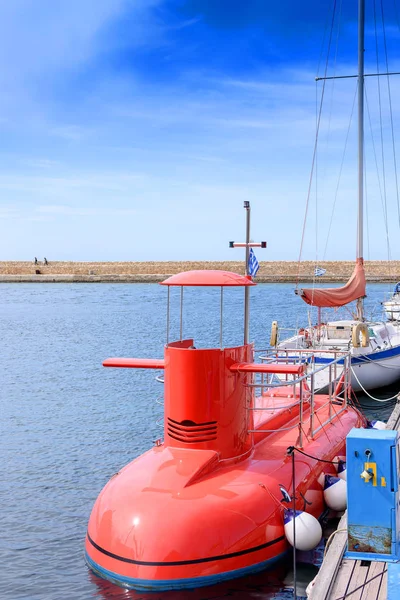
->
[0,261,399,283]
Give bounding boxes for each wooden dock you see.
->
[309,400,400,600]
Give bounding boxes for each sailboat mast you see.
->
[356,0,365,321]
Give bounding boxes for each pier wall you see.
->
[0,261,399,283]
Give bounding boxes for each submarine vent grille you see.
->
[167,417,217,443]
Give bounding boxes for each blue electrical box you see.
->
[345,427,400,562]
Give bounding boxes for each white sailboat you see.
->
[276,0,400,396]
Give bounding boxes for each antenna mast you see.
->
[229,202,266,344]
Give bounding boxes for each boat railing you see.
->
[259,347,345,383]
[248,350,351,447]
[273,326,306,346]
[382,290,400,303]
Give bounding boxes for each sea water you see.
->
[1,282,396,600]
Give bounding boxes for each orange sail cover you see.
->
[298,258,366,308]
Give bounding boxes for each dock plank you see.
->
[309,513,348,599]
[362,560,386,600]
[346,559,370,600]
[379,569,387,599]
[386,399,400,430]
[329,558,357,599]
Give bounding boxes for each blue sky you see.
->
[1,0,400,261]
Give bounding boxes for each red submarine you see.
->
[85,203,364,591]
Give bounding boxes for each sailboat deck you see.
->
[309,399,400,600]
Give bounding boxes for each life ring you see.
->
[351,323,370,348]
[270,321,278,346]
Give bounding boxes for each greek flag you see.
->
[248,248,259,277]
[314,266,326,277]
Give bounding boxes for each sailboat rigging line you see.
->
[380,0,400,228]
[323,85,358,261]
[316,0,335,78]
[355,353,400,370]
[314,82,318,288]
[365,87,385,214]
[374,0,391,264]
[356,0,365,300]
[316,70,400,80]
[364,147,371,261]
[365,77,392,272]
[296,0,338,287]
[315,0,343,276]
[395,0,400,33]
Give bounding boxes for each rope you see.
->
[258,482,282,508]
[350,365,400,401]
[333,566,387,599]
[288,446,341,465]
[323,528,347,558]
[348,387,396,411]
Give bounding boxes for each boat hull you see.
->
[278,321,400,396]
[313,346,400,395]
[85,542,288,591]
[85,398,364,591]
[350,349,400,392]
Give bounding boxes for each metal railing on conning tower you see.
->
[247,350,352,447]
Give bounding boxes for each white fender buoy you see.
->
[283,509,322,551]
[323,474,347,511]
[336,459,347,481]
[368,420,386,430]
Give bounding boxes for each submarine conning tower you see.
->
[161,270,256,460]
[104,270,261,460]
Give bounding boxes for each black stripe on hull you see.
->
[86,531,286,567]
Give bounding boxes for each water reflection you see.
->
[87,562,296,600]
